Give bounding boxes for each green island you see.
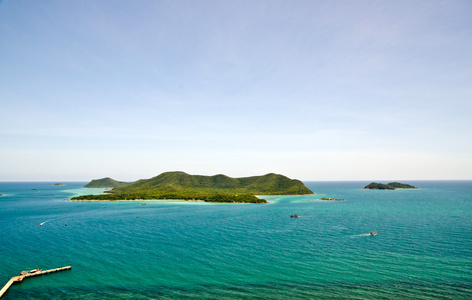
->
[84,177,129,188]
[71,171,314,203]
[364,182,418,190]
[53,183,65,186]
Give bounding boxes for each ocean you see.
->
[0,181,471,299]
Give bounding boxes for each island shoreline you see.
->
[69,194,317,203]
[69,198,265,204]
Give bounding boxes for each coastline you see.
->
[70,198,205,202]
[70,194,314,203]
[68,198,268,204]
[363,188,419,190]
[255,193,315,196]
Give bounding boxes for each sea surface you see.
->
[0,181,471,299]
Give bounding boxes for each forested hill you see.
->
[112,171,313,195]
[84,177,130,188]
[364,182,418,190]
[75,172,313,203]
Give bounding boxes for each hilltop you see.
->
[84,177,130,188]
[114,172,312,195]
[73,172,313,203]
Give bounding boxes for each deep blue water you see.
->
[1,181,471,299]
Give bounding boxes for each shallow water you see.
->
[1,181,471,299]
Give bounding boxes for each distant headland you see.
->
[52,183,65,186]
[71,171,314,203]
[84,178,129,188]
[364,182,418,190]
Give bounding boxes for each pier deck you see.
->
[0,266,71,298]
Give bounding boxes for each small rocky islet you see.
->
[364,182,418,190]
[319,197,344,201]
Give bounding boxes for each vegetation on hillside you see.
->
[84,177,130,188]
[364,182,418,190]
[72,172,313,203]
[71,192,266,203]
[387,182,417,189]
[111,172,313,195]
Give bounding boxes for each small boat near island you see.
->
[290,214,299,218]
[369,231,377,236]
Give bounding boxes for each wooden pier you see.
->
[0,266,71,299]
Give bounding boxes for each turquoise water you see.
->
[1,181,471,299]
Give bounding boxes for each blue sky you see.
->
[1,0,471,181]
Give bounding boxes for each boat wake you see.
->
[39,207,101,227]
[351,233,374,237]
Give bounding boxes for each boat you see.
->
[369,231,377,236]
[20,269,42,275]
[290,214,299,218]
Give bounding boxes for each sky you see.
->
[1,0,472,181]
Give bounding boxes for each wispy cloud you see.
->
[1,0,471,180]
